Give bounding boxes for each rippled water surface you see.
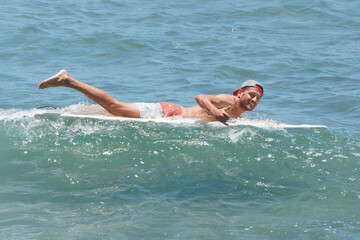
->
[1,0,360,239]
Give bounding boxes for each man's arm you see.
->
[195,94,234,125]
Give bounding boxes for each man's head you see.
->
[233,80,263,96]
[233,80,263,111]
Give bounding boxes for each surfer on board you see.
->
[38,70,263,125]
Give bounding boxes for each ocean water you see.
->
[1,0,360,239]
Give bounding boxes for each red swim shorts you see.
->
[159,102,182,117]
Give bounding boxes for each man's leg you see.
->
[38,70,141,118]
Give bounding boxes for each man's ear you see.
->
[237,88,243,97]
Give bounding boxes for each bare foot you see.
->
[38,70,71,89]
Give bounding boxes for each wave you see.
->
[1,104,358,199]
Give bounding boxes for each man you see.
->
[38,70,263,125]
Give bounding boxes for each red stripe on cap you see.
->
[255,85,263,94]
[233,89,240,96]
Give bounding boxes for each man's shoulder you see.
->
[213,94,236,106]
[215,94,236,101]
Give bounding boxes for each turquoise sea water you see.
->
[1,1,360,239]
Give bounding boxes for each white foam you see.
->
[227,118,327,129]
[51,103,111,116]
[36,112,327,130]
[0,108,45,121]
[1,103,327,130]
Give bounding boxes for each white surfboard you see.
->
[35,112,328,130]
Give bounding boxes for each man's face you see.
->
[237,87,262,111]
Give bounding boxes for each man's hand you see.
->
[213,106,231,126]
[195,94,234,126]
